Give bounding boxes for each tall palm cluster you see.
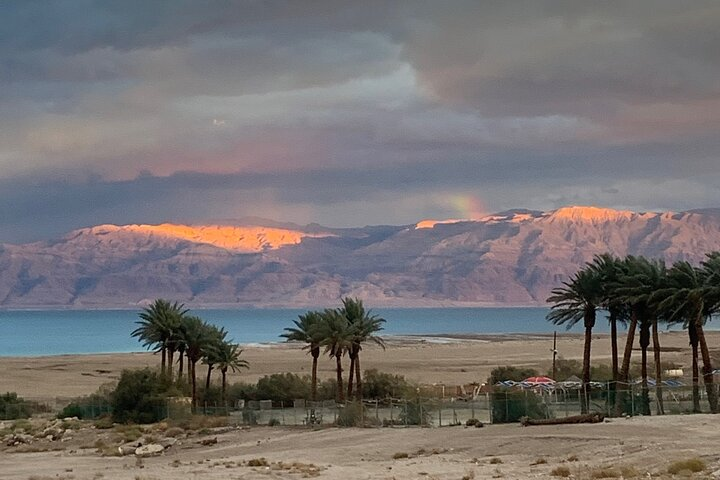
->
[131,299,248,408]
[547,253,720,415]
[281,297,386,404]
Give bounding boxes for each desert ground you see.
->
[2,331,719,479]
[3,330,716,402]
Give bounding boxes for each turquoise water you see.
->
[1,307,624,356]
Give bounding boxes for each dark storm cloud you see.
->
[1,1,719,242]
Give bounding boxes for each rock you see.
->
[62,417,79,422]
[118,445,137,456]
[40,427,64,440]
[158,437,178,448]
[7,433,34,446]
[199,437,217,446]
[135,444,164,457]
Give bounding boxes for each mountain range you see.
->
[2,206,720,308]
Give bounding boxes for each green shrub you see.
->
[58,385,114,420]
[487,366,538,385]
[0,392,32,420]
[362,369,414,399]
[317,378,338,401]
[255,373,311,406]
[111,368,172,424]
[491,388,549,423]
[225,382,257,406]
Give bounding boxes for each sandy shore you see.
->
[2,330,714,401]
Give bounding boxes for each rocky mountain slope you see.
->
[1,206,720,308]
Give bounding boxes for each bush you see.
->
[0,392,32,420]
[488,366,538,385]
[111,368,173,424]
[336,402,364,427]
[58,384,114,420]
[226,382,257,406]
[255,373,311,406]
[667,458,705,474]
[491,388,549,423]
[362,369,414,399]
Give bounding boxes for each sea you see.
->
[0,307,679,357]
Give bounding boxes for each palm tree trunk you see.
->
[696,320,718,413]
[191,360,197,409]
[355,351,362,402]
[310,347,319,403]
[652,319,664,415]
[580,309,595,414]
[187,352,192,385]
[610,309,619,411]
[205,364,213,394]
[167,349,174,379]
[221,368,227,407]
[610,309,619,383]
[689,322,701,413]
[639,319,651,415]
[347,352,356,400]
[615,310,638,416]
[335,354,345,403]
[161,346,167,376]
[178,350,184,382]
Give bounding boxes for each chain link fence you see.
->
[5,383,716,426]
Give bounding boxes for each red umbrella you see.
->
[523,376,555,384]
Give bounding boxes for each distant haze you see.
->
[1,3,720,243]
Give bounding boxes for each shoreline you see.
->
[2,331,709,402]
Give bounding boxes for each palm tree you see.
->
[613,256,665,415]
[131,299,187,377]
[589,254,629,389]
[547,265,602,414]
[281,311,325,403]
[653,261,707,412]
[319,308,353,403]
[659,255,720,413]
[215,341,249,406]
[178,315,210,408]
[203,325,228,396]
[339,297,386,401]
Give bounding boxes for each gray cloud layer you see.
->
[1,1,719,242]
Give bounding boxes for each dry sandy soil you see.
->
[2,331,719,479]
[1,414,719,479]
[3,331,716,402]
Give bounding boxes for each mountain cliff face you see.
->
[2,206,720,308]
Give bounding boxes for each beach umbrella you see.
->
[522,376,556,385]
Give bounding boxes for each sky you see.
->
[1,1,720,243]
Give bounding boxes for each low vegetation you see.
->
[0,392,49,420]
[667,458,705,475]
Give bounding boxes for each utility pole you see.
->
[551,331,558,380]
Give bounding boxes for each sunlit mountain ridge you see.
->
[1,206,719,308]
